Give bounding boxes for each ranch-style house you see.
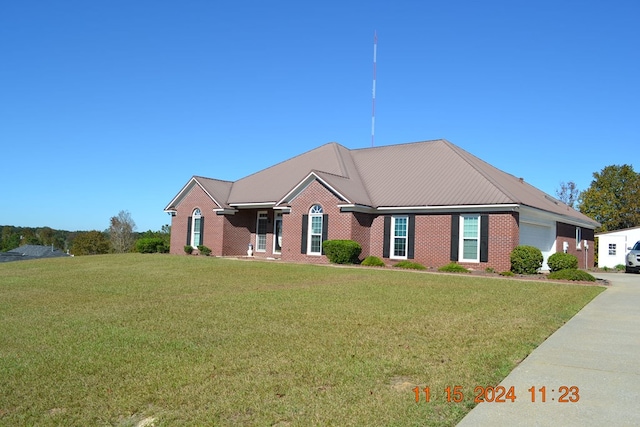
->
[164,139,599,271]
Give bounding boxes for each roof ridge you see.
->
[236,142,347,182]
[352,138,447,152]
[331,143,349,178]
[444,141,523,203]
[194,175,234,184]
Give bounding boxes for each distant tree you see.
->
[555,181,579,208]
[38,227,55,247]
[578,164,640,232]
[1,226,20,252]
[70,231,111,255]
[109,210,137,253]
[19,229,39,246]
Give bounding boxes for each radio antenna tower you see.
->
[371,31,377,147]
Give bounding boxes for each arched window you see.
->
[308,204,324,255]
[188,208,203,247]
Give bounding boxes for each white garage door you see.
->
[520,222,556,270]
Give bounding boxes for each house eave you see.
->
[214,208,239,215]
[518,205,600,229]
[339,203,521,214]
[229,202,276,209]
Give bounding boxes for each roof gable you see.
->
[164,176,232,211]
[227,142,361,205]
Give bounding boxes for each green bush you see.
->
[547,252,578,272]
[548,269,596,282]
[394,260,426,270]
[510,245,543,274]
[615,264,626,271]
[322,240,362,264]
[500,271,515,277]
[361,255,385,267]
[438,262,469,273]
[184,245,193,255]
[135,237,168,254]
[197,245,212,256]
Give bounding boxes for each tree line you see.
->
[1,210,170,255]
[557,164,640,232]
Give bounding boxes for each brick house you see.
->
[164,140,599,271]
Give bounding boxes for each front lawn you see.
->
[0,254,604,426]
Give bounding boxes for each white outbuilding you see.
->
[595,226,640,268]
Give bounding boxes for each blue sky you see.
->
[1,1,638,232]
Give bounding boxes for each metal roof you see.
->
[166,139,599,227]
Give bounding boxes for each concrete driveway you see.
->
[457,272,640,426]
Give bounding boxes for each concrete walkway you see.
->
[457,272,640,427]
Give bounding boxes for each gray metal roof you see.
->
[0,245,70,263]
[166,139,599,227]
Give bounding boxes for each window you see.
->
[460,215,480,262]
[308,205,323,255]
[576,227,582,249]
[391,216,408,259]
[191,208,202,247]
[255,211,268,251]
[273,212,283,254]
[609,243,616,256]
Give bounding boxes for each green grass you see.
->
[0,254,605,426]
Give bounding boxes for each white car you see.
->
[625,241,640,273]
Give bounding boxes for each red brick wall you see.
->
[169,185,223,255]
[371,212,518,272]
[222,211,253,256]
[351,212,374,259]
[556,222,595,269]
[283,180,352,264]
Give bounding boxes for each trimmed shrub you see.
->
[547,252,578,272]
[438,262,469,273]
[500,271,515,277]
[135,237,168,254]
[322,240,362,264]
[548,269,596,282]
[197,245,212,256]
[184,245,193,255]
[394,260,426,270]
[361,255,385,267]
[510,245,543,274]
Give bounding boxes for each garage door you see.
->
[520,222,556,270]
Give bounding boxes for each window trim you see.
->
[307,205,324,256]
[390,215,408,259]
[191,208,202,247]
[459,214,480,263]
[608,243,616,256]
[256,211,268,252]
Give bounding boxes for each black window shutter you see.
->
[450,214,459,261]
[301,214,308,254]
[321,214,328,254]
[407,215,415,259]
[186,216,192,246]
[480,214,489,262]
[383,216,391,258]
[200,216,205,245]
